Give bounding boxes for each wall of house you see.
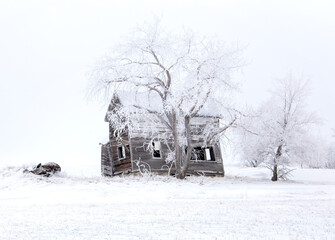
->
[103,117,225,176]
[130,138,224,175]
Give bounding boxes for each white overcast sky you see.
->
[0,0,334,172]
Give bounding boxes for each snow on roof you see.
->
[105,90,223,122]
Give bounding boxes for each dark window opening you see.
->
[191,147,215,161]
[118,146,126,159]
[152,141,161,158]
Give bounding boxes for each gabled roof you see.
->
[104,91,164,122]
[104,94,122,122]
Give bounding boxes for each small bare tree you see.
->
[238,74,317,181]
[90,22,242,179]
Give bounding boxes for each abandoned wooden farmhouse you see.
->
[100,94,224,177]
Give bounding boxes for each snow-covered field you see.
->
[1,166,335,240]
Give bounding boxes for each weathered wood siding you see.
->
[103,116,224,176]
[130,137,171,172]
[129,138,224,175]
[101,143,113,176]
[106,124,132,174]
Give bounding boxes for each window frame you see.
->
[190,146,216,162]
[152,141,162,159]
[117,145,126,160]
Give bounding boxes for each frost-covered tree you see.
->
[325,131,335,169]
[238,75,317,181]
[90,22,241,179]
[237,115,268,168]
[293,134,327,168]
[325,146,335,169]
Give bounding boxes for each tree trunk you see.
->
[169,110,184,179]
[175,115,193,179]
[178,116,194,179]
[175,145,184,179]
[271,164,278,181]
[271,144,282,181]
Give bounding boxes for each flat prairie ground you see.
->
[0,166,334,240]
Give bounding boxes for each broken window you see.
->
[191,147,215,161]
[152,141,161,158]
[117,145,126,159]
